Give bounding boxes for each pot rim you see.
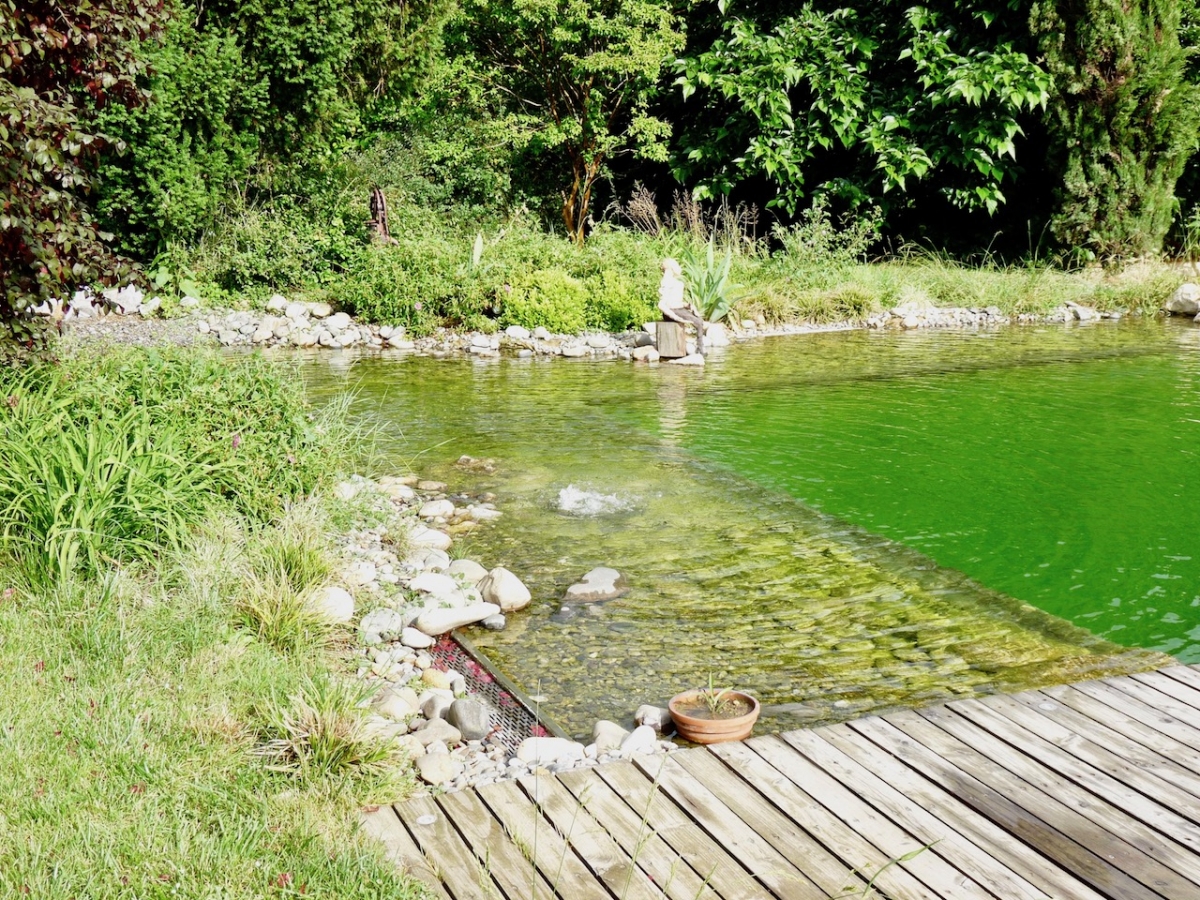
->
[668,688,760,722]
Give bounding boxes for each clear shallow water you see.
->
[303,321,1197,737]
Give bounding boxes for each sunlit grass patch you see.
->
[0,349,424,898]
[254,673,405,788]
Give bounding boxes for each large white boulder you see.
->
[414,602,500,636]
[478,567,531,612]
[592,720,630,753]
[705,322,731,347]
[409,527,453,551]
[1165,283,1200,316]
[306,586,354,624]
[447,559,489,586]
[516,737,586,766]
[620,724,659,755]
[410,572,459,595]
[419,499,455,519]
[341,560,376,587]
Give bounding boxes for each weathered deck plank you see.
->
[983,691,1200,819]
[395,795,500,899]
[372,665,1200,900]
[708,738,935,900]
[517,773,664,900]
[475,778,614,900]
[628,751,825,899]
[779,724,1049,900]
[360,805,453,900]
[765,731,994,900]
[863,710,1166,900]
[1039,682,1200,769]
[436,788,557,899]
[667,744,869,898]
[912,704,1200,898]
[1073,679,1200,752]
[819,721,1106,900]
[557,767,721,900]
[594,760,773,900]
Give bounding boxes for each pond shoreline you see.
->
[54,290,1187,357]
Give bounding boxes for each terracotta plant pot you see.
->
[668,689,761,744]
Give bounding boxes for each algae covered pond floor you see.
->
[304,321,1197,737]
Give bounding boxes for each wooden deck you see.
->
[363,664,1200,899]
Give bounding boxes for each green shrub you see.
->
[336,244,448,335]
[584,270,658,331]
[500,268,589,333]
[190,203,365,300]
[93,12,264,258]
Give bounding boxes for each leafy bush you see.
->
[500,269,589,333]
[93,12,264,258]
[585,270,658,331]
[335,237,477,334]
[773,199,881,268]
[190,203,365,300]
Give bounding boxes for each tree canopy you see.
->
[3,0,1200,320]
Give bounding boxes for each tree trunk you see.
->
[563,154,604,246]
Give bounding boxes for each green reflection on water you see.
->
[303,321,1190,737]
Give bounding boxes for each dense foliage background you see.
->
[4,0,1200,321]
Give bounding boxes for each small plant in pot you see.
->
[669,679,761,744]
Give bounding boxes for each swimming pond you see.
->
[305,320,1196,735]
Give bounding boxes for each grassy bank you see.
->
[170,193,1187,337]
[0,349,426,898]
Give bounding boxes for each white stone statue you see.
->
[657,258,706,353]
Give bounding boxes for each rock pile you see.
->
[327,473,673,795]
[865,299,1120,330]
[27,285,167,320]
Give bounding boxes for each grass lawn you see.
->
[0,349,428,899]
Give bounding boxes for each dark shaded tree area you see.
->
[4,0,1200,318]
[1,0,163,319]
[1033,0,1198,259]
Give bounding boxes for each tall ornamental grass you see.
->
[0,348,353,583]
[0,391,211,584]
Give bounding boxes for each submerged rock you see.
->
[564,567,629,603]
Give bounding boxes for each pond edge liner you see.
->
[432,629,572,750]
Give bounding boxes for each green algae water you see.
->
[304,320,1197,736]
